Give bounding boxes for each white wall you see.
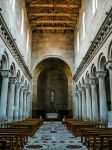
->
[0,0,32,68]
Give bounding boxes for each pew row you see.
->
[0,118,43,150]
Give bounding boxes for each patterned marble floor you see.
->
[23,122,88,150]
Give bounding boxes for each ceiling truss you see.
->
[25,0,81,32]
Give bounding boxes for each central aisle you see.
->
[24,122,88,150]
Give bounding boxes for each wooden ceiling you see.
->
[25,0,81,32]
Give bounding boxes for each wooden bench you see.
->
[0,140,6,150]
[0,133,20,150]
[66,120,105,136]
[0,128,28,146]
[81,128,112,150]
[0,119,43,149]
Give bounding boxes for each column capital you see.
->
[9,76,17,84]
[27,90,31,95]
[74,91,78,96]
[105,60,112,71]
[96,71,106,79]
[20,85,25,91]
[24,89,28,94]
[0,69,10,78]
[16,82,21,88]
[81,87,86,92]
[85,83,91,89]
[78,89,82,94]
[90,77,97,85]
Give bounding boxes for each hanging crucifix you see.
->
[50,89,55,103]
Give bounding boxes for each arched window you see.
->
[92,0,97,15]
[21,8,25,34]
[77,31,79,53]
[10,0,16,11]
[27,29,29,51]
[82,11,85,39]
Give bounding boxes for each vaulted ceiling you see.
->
[25,0,81,32]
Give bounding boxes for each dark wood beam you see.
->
[28,4,80,9]
[28,13,79,17]
[32,27,74,30]
[30,20,76,24]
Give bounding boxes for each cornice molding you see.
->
[0,12,32,80]
[73,7,112,82]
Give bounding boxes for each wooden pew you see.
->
[0,140,6,150]
[81,128,112,150]
[0,133,20,150]
[0,128,28,146]
[66,120,104,136]
[0,119,43,149]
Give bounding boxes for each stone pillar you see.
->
[78,90,82,119]
[85,83,92,121]
[7,77,17,122]
[13,82,21,121]
[74,92,79,119]
[97,71,108,123]
[90,78,99,122]
[26,91,31,118]
[19,86,24,121]
[81,87,86,120]
[72,93,75,118]
[0,70,10,122]
[23,89,27,120]
[106,61,112,110]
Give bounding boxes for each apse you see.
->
[32,57,72,118]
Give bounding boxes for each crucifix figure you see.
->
[51,89,54,102]
[50,89,54,110]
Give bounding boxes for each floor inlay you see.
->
[24,122,88,150]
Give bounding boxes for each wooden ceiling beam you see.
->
[27,10,79,15]
[28,13,79,17]
[32,27,74,30]
[28,4,80,9]
[30,20,76,24]
[26,0,81,5]
[25,0,81,32]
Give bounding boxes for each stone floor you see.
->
[23,122,88,150]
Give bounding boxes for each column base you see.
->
[108,111,112,127]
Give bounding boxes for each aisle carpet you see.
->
[24,122,88,150]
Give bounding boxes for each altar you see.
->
[46,112,58,119]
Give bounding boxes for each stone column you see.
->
[106,61,112,110]
[7,76,17,122]
[26,91,31,118]
[97,71,108,123]
[23,89,27,120]
[13,82,21,121]
[90,78,99,122]
[78,90,82,119]
[0,70,10,122]
[74,92,79,119]
[85,83,92,121]
[19,86,24,121]
[81,87,86,120]
[72,93,75,118]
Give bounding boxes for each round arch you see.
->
[91,64,97,77]
[17,70,21,82]
[10,62,16,76]
[1,52,9,70]
[97,53,106,71]
[32,57,73,118]
[32,55,73,74]
[108,40,112,60]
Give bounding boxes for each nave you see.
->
[24,122,87,150]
